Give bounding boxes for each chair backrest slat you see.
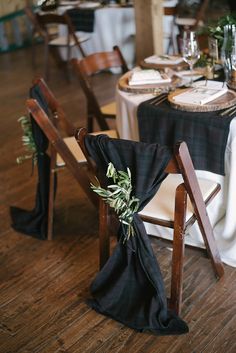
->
[32,77,76,136]
[71,46,128,132]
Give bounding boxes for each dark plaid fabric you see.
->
[137,99,235,176]
[10,85,55,239]
[85,134,189,335]
[67,8,95,33]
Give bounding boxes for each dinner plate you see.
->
[60,0,80,5]
[78,1,101,8]
[140,58,188,71]
[118,71,180,94]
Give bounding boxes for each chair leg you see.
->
[31,34,37,69]
[87,113,94,133]
[47,147,57,240]
[195,205,225,279]
[169,184,187,315]
[47,167,55,240]
[99,198,110,269]
[44,43,50,81]
[176,141,224,279]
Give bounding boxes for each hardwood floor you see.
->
[0,46,236,353]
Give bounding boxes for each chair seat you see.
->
[49,32,90,46]
[56,129,118,167]
[139,174,219,223]
[100,101,116,115]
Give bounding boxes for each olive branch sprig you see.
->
[16,116,37,165]
[91,162,140,241]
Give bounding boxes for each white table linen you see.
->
[116,88,236,267]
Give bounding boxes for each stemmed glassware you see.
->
[182,31,200,86]
[221,24,236,89]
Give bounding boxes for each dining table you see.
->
[56,0,181,67]
[115,69,236,268]
[57,2,136,68]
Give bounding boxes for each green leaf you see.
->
[90,163,140,241]
[16,115,37,165]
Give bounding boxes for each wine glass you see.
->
[182,31,200,86]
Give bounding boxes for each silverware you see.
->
[149,93,168,106]
[228,107,236,117]
[220,104,236,117]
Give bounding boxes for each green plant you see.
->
[16,116,37,165]
[91,162,140,241]
[207,14,236,48]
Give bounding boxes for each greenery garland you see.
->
[91,162,140,241]
[16,116,37,165]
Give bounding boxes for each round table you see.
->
[115,85,236,267]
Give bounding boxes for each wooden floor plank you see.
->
[0,46,236,353]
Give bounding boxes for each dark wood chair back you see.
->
[32,77,76,137]
[71,46,128,132]
[35,12,87,79]
[174,0,210,53]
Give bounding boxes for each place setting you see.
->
[167,30,236,114]
[118,66,183,94]
[118,31,205,95]
[119,28,236,117]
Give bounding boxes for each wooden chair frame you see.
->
[71,46,128,132]
[32,77,76,136]
[26,98,98,240]
[31,77,78,240]
[76,127,224,315]
[174,0,210,53]
[36,12,87,80]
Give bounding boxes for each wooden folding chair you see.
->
[27,80,117,240]
[174,0,210,53]
[76,127,224,315]
[35,12,90,80]
[71,46,128,132]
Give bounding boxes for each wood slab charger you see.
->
[118,71,181,94]
[168,88,236,112]
[140,59,188,71]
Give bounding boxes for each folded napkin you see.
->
[144,55,184,65]
[79,1,100,8]
[129,69,171,86]
[59,1,80,6]
[173,80,228,105]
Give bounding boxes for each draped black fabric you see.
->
[67,8,95,33]
[85,134,189,335]
[137,100,235,176]
[10,85,54,239]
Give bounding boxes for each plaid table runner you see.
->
[137,100,235,176]
[67,8,95,32]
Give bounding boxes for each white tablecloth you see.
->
[59,6,135,68]
[116,88,236,268]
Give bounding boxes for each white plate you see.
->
[60,0,80,5]
[79,2,101,8]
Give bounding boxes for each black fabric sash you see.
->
[85,134,189,335]
[67,8,95,33]
[10,85,55,239]
[137,99,234,176]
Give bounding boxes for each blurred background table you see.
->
[59,4,136,68]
